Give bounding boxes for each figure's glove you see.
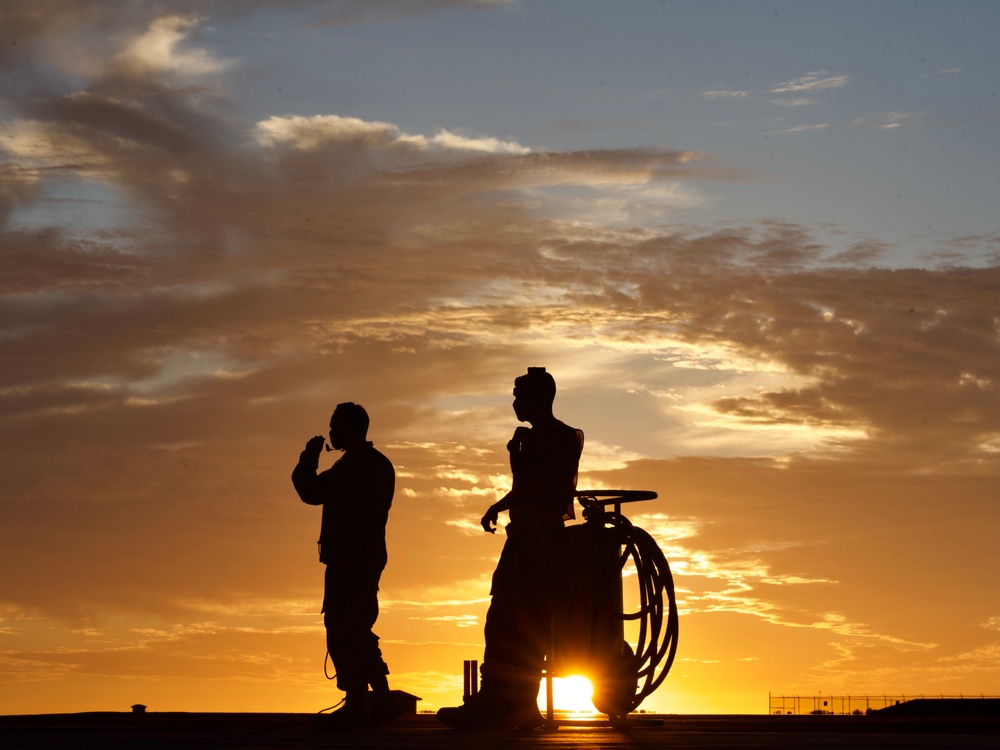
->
[481,504,499,534]
[301,435,325,464]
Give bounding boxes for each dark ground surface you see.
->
[1,710,998,750]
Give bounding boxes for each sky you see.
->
[0,0,997,717]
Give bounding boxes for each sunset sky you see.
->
[1,0,998,716]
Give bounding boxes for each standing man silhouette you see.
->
[438,368,583,729]
[292,402,400,728]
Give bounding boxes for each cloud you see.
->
[113,15,233,79]
[769,71,850,94]
[849,112,925,130]
[767,122,830,135]
[704,70,849,106]
[703,90,750,101]
[828,240,891,265]
[769,98,819,107]
[254,114,530,155]
[918,67,962,77]
[766,112,932,136]
[310,0,512,27]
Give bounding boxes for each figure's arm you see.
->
[481,489,521,534]
[481,427,532,533]
[291,435,327,505]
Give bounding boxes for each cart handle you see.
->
[575,490,657,516]
[576,489,657,504]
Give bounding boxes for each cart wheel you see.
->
[591,641,637,717]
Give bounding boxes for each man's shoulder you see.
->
[552,420,583,454]
[361,443,395,471]
[553,419,581,439]
[367,441,391,458]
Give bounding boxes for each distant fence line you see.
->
[768,692,1000,716]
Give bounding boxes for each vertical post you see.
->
[463,660,478,702]
[545,666,554,721]
[546,614,555,721]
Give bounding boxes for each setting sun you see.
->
[538,676,598,716]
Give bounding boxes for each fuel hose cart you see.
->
[546,490,679,723]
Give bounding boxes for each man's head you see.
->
[328,402,370,450]
[513,367,556,423]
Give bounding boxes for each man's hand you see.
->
[507,426,531,453]
[303,435,326,457]
[481,504,499,534]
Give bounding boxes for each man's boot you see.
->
[368,674,403,725]
[437,682,543,730]
[321,689,368,729]
[436,687,507,729]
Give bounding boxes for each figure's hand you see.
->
[481,504,499,534]
[507,426,531,452]
[304,435,326,457]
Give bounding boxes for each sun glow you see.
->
[537,675,598,715]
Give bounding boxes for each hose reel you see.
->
[547,490,679,720]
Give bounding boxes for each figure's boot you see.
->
[436,687,507,729]
[368,674,403,725]
[437,682,543,730]
[321,690,368,729]
[498,681,544,729]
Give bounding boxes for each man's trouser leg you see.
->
[323,566,389,695]
[481,530,560,706]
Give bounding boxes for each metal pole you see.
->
[462,660,478,701]
[546,667,554,721]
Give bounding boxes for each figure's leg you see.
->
[321,569,374,728]
[328,569,400,725]
[438,536,551,729]
[355,589,400,725]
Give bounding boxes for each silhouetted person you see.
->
[438,368,582,729]
[292,402,400,728]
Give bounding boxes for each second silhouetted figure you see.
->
[438,367,582,729]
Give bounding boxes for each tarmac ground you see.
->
[1,710,998,750]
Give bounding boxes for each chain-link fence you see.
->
[768,693,998,716]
